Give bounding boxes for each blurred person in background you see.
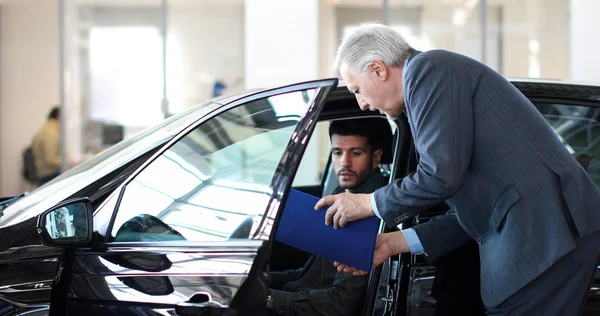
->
[32,106,62,185]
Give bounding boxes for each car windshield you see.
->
[0,101,216,227]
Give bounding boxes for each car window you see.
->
[292,121,331,188]
[110,89,316,242]
[536,103,600,190]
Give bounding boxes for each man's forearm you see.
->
[388,231,411,254]
[412,213,471,263]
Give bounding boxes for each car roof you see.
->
[217,78,600,108]
[509,79,600,103]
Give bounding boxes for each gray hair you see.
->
[333,22,414,76]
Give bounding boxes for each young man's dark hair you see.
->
[328,117,392,154]
[48,106,60,120]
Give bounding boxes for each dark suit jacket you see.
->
[373,49,600,306]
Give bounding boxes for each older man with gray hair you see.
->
[315,22,600,315]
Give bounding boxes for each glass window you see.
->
[536,103,600,189]
[110,89,316,242]
[292,121,332,187]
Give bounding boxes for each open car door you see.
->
[51,79,338,316]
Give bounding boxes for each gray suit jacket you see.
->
[374,49,600,307]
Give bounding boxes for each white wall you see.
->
[244,0,336,185]
[570,0,600,83]
[244,0,320,89]
[501,0,569,79]
[318,0,336,78]
[167,1,245,113]
[0,0,60,196]
[536,0,570,80]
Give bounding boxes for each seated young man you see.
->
[266,117,392,316]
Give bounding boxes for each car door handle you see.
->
[176,292,229,316]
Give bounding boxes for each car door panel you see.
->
[66,242,262,315]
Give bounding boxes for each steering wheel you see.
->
[229,216,254,239]
[114,214,186,242]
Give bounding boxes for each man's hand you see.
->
[315,192,374,229]
[334,231,410,275]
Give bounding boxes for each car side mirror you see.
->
[37,198,93,247]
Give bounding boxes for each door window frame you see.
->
[94,79,338,245]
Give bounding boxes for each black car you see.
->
[0,78,599,316]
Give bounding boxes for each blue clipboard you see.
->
[275,189,380,271]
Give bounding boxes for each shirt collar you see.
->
[346,170,386,194]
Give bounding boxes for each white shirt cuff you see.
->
[401,228,425,255]
[371,193,382,219]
